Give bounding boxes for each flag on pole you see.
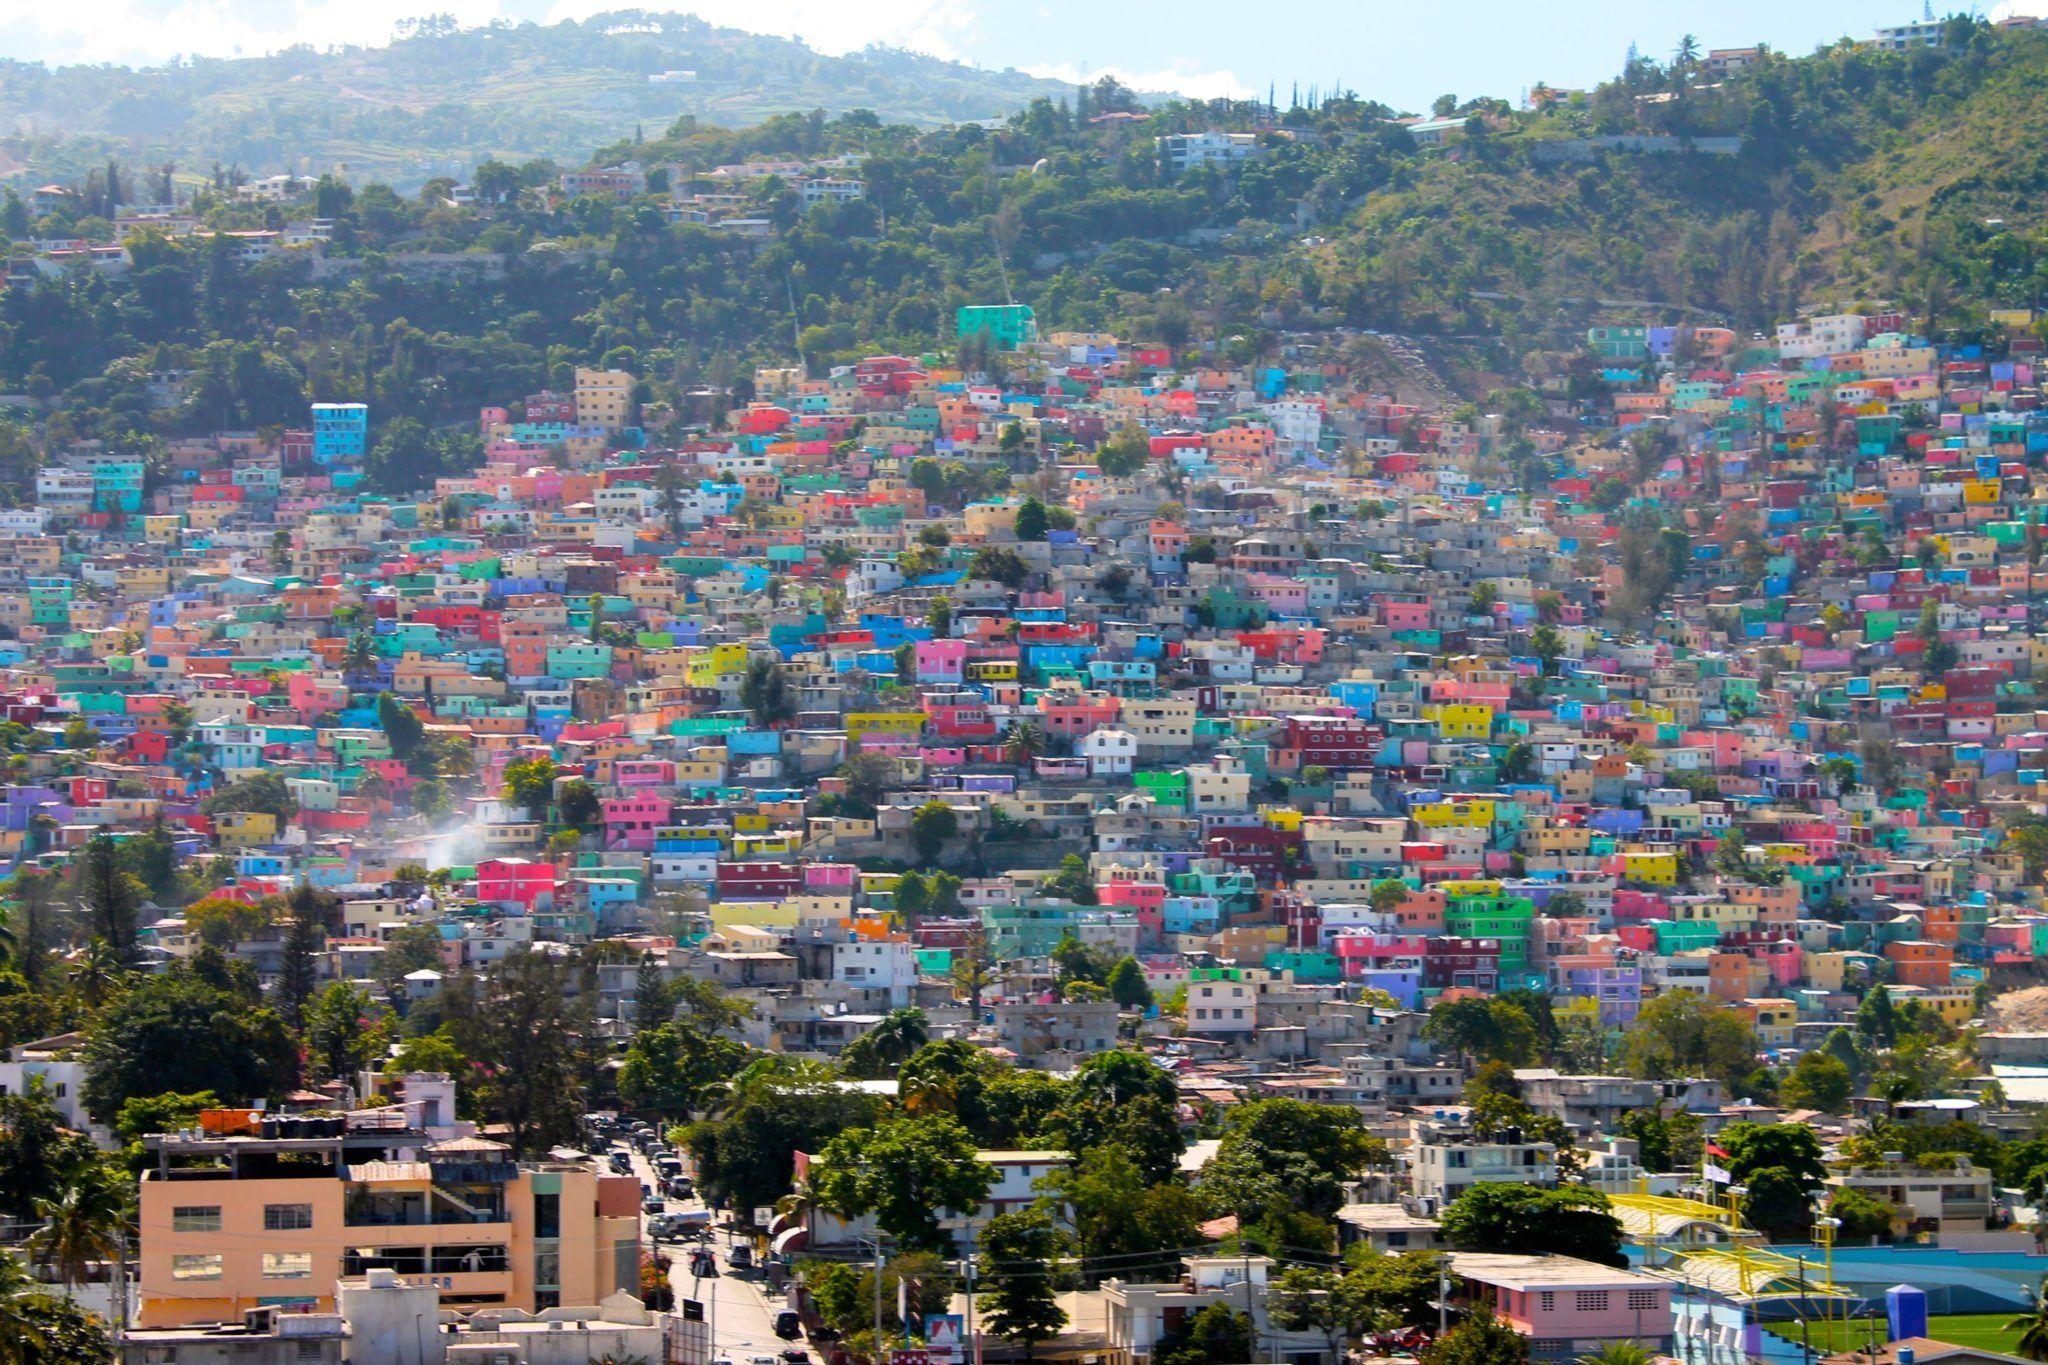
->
[1703,1160,1733,1184]
[1705,1142,1732,1159]
[899,1272,909,1342]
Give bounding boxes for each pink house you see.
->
[1099,881,1166,913]
[1038,690,1120,741]
[602,795,671,851]
[1381,600,1433,630]
[616,759,677,787]
[1451,1253,1673,1358]
[915,638,968,684]
[803,863,858,892]
[288,674,350,716]
[475,857,561,910]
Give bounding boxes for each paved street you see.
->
[620,1135,789,1362]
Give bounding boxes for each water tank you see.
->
[1887,1284,1928,1343]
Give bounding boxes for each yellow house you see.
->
[1412,798,1495,830]
[1421,702,1494,740]
[1619,849,1678,886]
[846,712,928,740]
[212,811,279,849]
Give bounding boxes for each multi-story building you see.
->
[1407,1116,1559,1211]
[135,1077,640,1327]
[310,403,368,466]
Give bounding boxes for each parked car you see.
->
[774,1312,803,1341]
[728,1244,755,1271]
[780,1350,810,1364]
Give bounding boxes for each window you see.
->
[1575,1291,1609,1312]
[1539,1292,1555,1312]
[296,1343,326,1362]
[1628,1290,1661,1312]
[172,1207,221,1233]
[172,1254,223,1281]
[265,1204,314,1231]
[263,1253,313,1280]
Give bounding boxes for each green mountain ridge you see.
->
[0,10,1082,188]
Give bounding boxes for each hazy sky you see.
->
[2,0,2041,112]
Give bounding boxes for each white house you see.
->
[1078,728,1138,777]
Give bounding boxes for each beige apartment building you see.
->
[136,1077,639,1327]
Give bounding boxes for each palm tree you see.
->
[864,1007,931,1070]
[342,631,378,683]
[1003,720,1046,767]
[29,1165,126,1293]
[0,1249,69,1365]
[68,937,126,1009]
[2008,1278,2048,1363]
[1579,1344,1656,1365]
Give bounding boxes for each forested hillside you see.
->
[8,16,2048,494]
[0,10,1077,186]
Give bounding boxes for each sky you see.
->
[3,0,2045,112]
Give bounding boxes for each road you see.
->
[621,1135,789,1362]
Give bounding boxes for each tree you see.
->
[77,835,142,967]
[28,1162,126,1292]
[1204,1098,1387,1233]
[1718,1121,1827,1189]
[1826,1187,1895,1243]
[1857,986,1899,1049]
[448,953,587,1156]
[1439,1184,1626,1267]
[1042,1145,1201,1284]
[0,1249,112,1365]
[377,691,425,760]
[557,778,603,833]
[1580,1345,1655,1365]
[4,872,53,989]
[82,968,299,1121]
[685,1064,883,1214]
[0,1082,99,1222]
[1741,1164,1819,1243]
[839,1007,931,1079]
[1779,1050,1853,1113]
[741,655,798,728]
[1620,992,1758,1088]
[1106,956,1153,1010]
[979,1208,1069,1356]
[617,1020,748,1119]
[928,595,954,636]
[1424,997,1538,1067]
[305,980,378,1082]
[910,800,959,866]
[1154,1303,1253,1365]
[277,882,328,1027]
[811,1115,996,1252]
[1003,720,1046,767]
[1014,497,1051,541]
[1529,624,1566,673]
[501,755,559,817]
[201,771,297,822]
[2007,1277,2048,1363]
[1095,429,1149,478]
[970,546,1031,589]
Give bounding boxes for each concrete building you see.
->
[136,1081,640,1327]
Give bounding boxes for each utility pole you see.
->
[1438,1252,1449,1338]
[113,1221,128,1353]
[963,1232,980,1365]
[873,1238,886,1365]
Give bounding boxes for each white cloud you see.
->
[543,0,976,60]
[1992,0,2048,17]
[1026,59,1252,101]
[0,0,507,65]
[0,0,974,66]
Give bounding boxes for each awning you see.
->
[772,1227,809,1256]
